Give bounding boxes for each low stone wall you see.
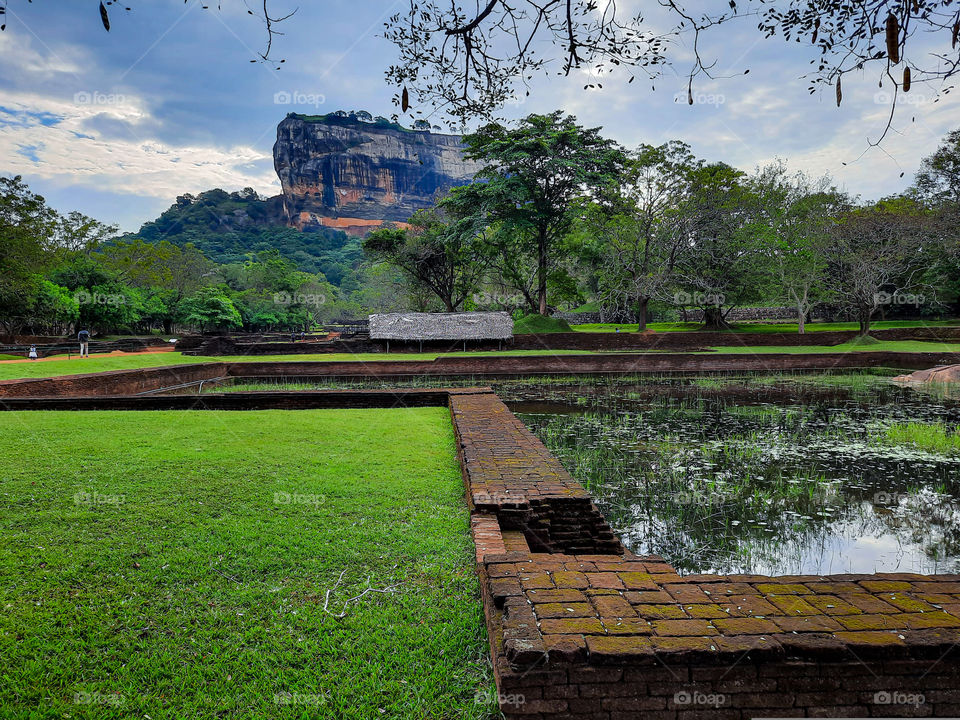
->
[450,392,960,719]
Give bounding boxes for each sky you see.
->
[1,0,958,232]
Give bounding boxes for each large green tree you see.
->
[454,112,625,315]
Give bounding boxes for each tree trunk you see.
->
[537,229,548,316]
[636,297,649,332]
[701,306,730,330]
[858,310,872,336]
[797,307,806,334]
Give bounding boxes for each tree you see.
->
[0,175,59,333]
[914,128,960,206]
[363,208,490,312]
[453,112,624,315]
[56,211,116,256]
[177,286,243,331]
[594,142,697,331]
[754,164,850,333]
[673,163,772,329]
[824,198,929,335]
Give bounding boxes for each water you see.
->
[504,374,960,576]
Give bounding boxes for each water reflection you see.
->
[505,374,960,576]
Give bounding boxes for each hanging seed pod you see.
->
[886,14,900,63]
[953,21,959,50]
[836,75,842,106]
[688,87,693,105]
[903,66,912,92]
[401,87,410,112]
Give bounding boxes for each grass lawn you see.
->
[705,339,960,354]
[0,349,590,382]
[573,319,960,333]
[0,408,495,719]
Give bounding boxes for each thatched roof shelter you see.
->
[369,312,513,341]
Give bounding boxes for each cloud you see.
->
[0,31,279,203]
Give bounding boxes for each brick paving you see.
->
[451,391,960,719]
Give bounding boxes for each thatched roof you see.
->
[369,312,514,341]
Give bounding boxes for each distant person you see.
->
[78,329,90,358]
[291,331,297,342]
[28,344,38,360]
[300,331,305,341]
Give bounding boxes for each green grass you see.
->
[0,409,495,719]
[573,319,960,333]
[704,340,960,354]
[513,314,573,334]
[882,421,960,455]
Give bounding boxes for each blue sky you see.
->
[1,0,957,232]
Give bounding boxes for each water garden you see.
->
[216,371,960,577]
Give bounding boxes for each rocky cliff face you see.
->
[273,113,481,236]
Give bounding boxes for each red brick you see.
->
[540,617,606,635]
[552,571,589,589]
[711,617,779,635]
[652,619,718,636]
[772,615,843,632]
[534,602,597,619]
[587,572,625,590]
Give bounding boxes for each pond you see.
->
[211,372,960,576]
[502,372,960,576]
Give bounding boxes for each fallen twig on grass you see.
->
[322,569,400,619]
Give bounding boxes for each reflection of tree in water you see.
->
[517,382,960,575]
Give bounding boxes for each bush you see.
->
[513,314,573,334]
